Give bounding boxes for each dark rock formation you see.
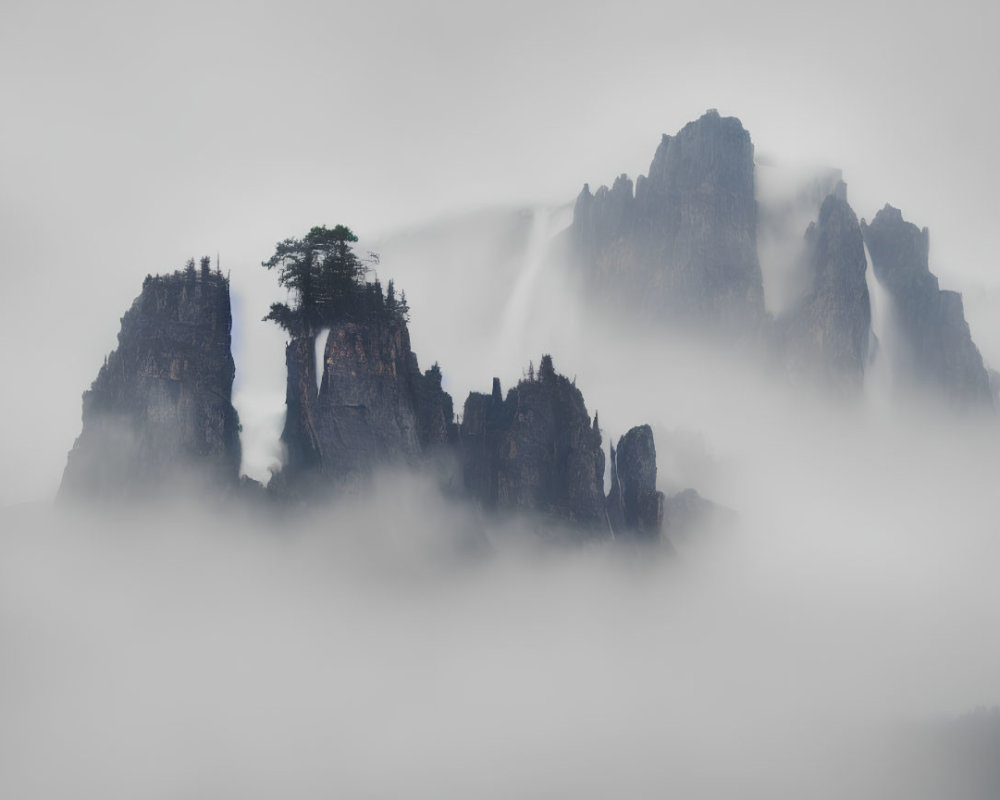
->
[861,206,992,409]
[459,355,606,531]
[570,109,766,333]
[60,266,241,499]
[606,425,664,540]
[412,362,455,451]
[278,314,455,490]
[779,183,872,391]
[459,358,713,545]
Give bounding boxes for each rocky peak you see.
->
[570,110,765,333]
[863,204,932,289]
[779,183,871,391]
[606,424,664,540]
[861,206,991,409]
[459,356,606,531]
[59,265,241,500]
[644,109,754,197]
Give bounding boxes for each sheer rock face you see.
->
[780,184,872,391]
[459,360,606,530]
[280,316,454,487]
[606,424,664,540]
[60,270,241,499]
[861,205,992,408]
[570,109,766,332]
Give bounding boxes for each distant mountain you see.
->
[567,109,993,409]
[778,182,872,393]
[570,109,766,335]
[59,108,995,530]
[862,205,992,408]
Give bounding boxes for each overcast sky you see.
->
[2,0,998,505]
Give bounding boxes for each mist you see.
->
[4,1,1000,796]
[6,284,1000,796]
[5,406,1000,798]
[4,0,1000,506]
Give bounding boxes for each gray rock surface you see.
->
[779,183,872,392]
[60,267,241,499]
[278,314,454,490]
[459,356,606,531]
[570,109,766,333]
[861,205,992,409]
[606,424,664,540]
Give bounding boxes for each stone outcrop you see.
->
[861,206,992,409]
[60,265,241,499]
[606,424,664,540]
[570,109,766,333]
[459,356,606,531]
[278,312,455,491]
[458,357,697,544]
[779,183,872,391]
[57,257,703,547]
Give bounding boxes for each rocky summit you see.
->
[569,109,994,408]
[570,109,766,334]
[459,357,684,542]
[861,206,992,409]
[459,356,607,532]
[607,424,664,541]
[59,262,241,499]
[779,182,872,392]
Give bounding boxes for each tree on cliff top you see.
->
[263,225,382,335]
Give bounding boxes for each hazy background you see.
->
[3,3,1000,795]
[2,0,999,503]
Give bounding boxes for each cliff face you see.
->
[606,425,664,540]
[571,110,766,333]
[60,268,241,499]
[780,184,872,391]
[279,314,454,488]
[459,358,690,543]
[459,357,607,531]
[861,206,992,409]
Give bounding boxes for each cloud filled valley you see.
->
[4,395,1000,798]
[4,3,1000,792]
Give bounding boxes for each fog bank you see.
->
[4,378,1000,797]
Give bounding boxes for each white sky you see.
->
[2,0,999,505]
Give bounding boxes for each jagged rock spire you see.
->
[60,269,241,500]
[570,109,765,333]
[861,205,992,409]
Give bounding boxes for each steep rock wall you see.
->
[279,314,454,489]
[861,206,991,409]
[780,184,872,392]
[60,268,241,499]
[570,109,766,333]
[459,357,606,530]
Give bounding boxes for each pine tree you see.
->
[539,354,555,382]
[262,225,375,335]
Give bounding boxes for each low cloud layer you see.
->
[4,358,999,798]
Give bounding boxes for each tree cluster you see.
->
[181,255,221,283]
[262,225,406,336]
